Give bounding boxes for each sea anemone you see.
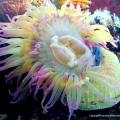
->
[58,0,92,8]
[0,2,120,120]
[85,9,120,52]
[31,0,45,6]
[88,9,120,28]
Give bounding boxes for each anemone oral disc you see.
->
[50,35,89,68]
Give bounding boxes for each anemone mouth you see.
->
[49,35,87,68]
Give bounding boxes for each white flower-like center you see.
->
[50,35,87,68]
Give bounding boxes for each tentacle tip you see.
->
[68,108,74,120]
[42,108,48,115]
[33,94,38,100]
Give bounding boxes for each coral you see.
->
[0,0,30,21]
[90,0,120,16]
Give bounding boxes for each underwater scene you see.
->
[0,0,120,120]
